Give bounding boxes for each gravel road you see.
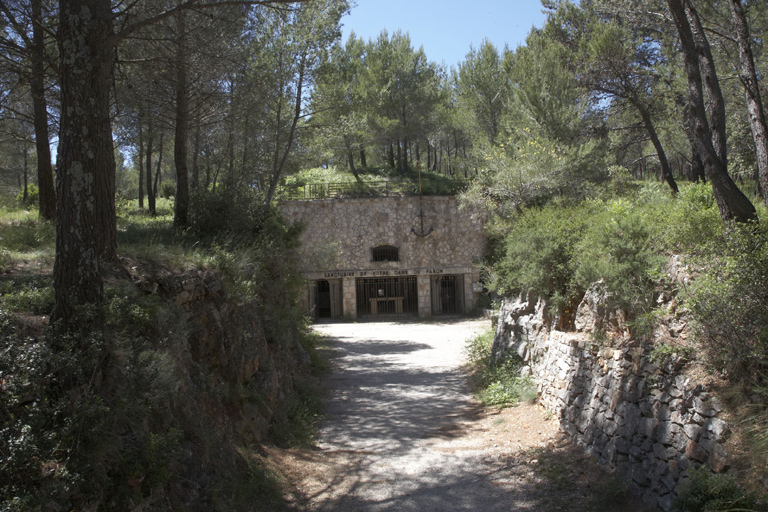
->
[271,318,650,512]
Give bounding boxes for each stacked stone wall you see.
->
[493,290,729,511]
[279,196,485,272]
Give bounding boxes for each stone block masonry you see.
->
[279,196,485,273]
[493,289,730,511]
[279,195,486,318]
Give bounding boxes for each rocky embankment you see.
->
[126,266,314,508]
[491,283,730,511]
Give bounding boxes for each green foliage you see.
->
[0,208,55,252]
[574,198,666,314]
[673,466,767,512]
[14,184,38,208]
[686,221,768,387]
[160,180,175,199]
[494,199,589,301]
[189,188,265,243]
[464,328,537,406]
[0,276,54,315]
[649,342,695,366]
[659,182,724,254]
[0,300,185,510]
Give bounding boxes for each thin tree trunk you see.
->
[360,148,366,168]
[346,139,360,181]
[173,8,189,227]
[31,0,55,220]
[146,126,154,214]
[635,99,679,193]
[138,120,144,209]
[396,139,403,174]
[192,122,200,190]
[241,111,250,184]
[154,131,163,214]
[388,143,395,169]
[728,0,768,206]
[23,139,28,202]
[264,53,307,207]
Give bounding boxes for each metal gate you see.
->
[311,279,343,319]
[356,277,418,319]
[431,275,464,315]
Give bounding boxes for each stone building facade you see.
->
[279,195,485,320]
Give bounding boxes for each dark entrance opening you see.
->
[356,277,418,318]
[431,275,464,315]
[313,279,342,319]
[317,280,332,318]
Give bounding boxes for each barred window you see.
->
[372,245,399,262]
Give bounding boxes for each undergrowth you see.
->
[0,191,325,511]
[464,328,537,406]
[673,466,768,512]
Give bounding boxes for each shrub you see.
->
[464,328,537,406]
[574,198,665,315]
[673,466,766,512]
[686,221,768,388]
[0,277,54,314]
[160,180,175,199]
[495,199,590,304]
[14,184,38,208]
[660,182,723,254]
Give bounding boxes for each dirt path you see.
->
[269,319,651,512]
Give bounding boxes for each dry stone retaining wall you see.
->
[492,289,729,511]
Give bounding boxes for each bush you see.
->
[160,180,175,199]
[673,466,766,512]
[188,188,266,243]
[0,276,54,314]
[14,184,38,208]
[687,221,768,388]
[495,199,590,305]
[574,198,665,315]
[464,328,537,406]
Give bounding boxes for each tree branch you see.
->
[110,0,302,47]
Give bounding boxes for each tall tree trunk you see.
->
[53,0,114,324]
[634,99,679,193]
[173,9,190,227]
[23,139,28,202]
[192,122,200,190]
[396,139,403,174]
[360,148,366,168]
[264,53,306,207]
[153,131,163,215]
[668,0,756,223]
[387,143,395,168]
[346,138,360,181]
[686,0,727,167]
[728,0,768,206]
[138,121,144,209]
[146,128,155,215]
[241,110,250,184]
[31,0,55,221]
